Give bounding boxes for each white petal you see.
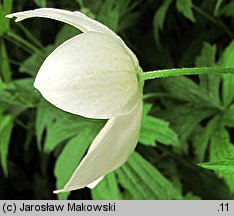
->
[87,176,104,189]
[34,31,140,119]
[6,8,116,38]
[54,99,143,192]
[6,8,139,69]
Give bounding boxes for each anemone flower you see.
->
[7,8,143,193]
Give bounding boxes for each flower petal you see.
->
[87,176,104,189]
[6,8,116,38]
[34,31,140,119]
[6,8,139,70]
[54,99,143,193]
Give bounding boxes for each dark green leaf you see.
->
[193,116,219,162]
[116,152,182,199]
[33,0,47,7]
[91,172,122,200]
[20,46,54,76]
[214,0,223,16]
[199,158,234,174]
[0,0,13,36]
[0,41,12,83]
[219,2,234,17]
[195,42,221,105]
[210,126,234,192]
[153,0,173,47]
[55,126,101,200]
[176,0,195,22]
[0,114,13,176]
[219,41,234,106]
[161,76,219,108]
[195,42,217,67]
[140,104,180,146]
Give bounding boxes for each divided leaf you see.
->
[91,172,122,200]
[0,114,14,176]
[153,0,173,47]
[176,0,195,22]
[55,126,101,200]
[218,41,234,106]
[1,41,12,83]
[199,158,234,174]
[116,151,182,199]
[193,117,218,162]
[195,42,220,105]
[140,104,180,147]
[209,125,234,192]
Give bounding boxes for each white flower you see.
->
[7,8,143,193]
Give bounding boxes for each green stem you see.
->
[3,35,33,54]
[6,30,44,56]
[192,4,234,38]
[16,23,44,49]
[192,4,217,26]
[140,67,234,80]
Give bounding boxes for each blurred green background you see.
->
[1,0,234,200]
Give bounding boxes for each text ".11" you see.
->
[219,203,229,212]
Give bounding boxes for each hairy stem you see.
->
[141,67,234,80]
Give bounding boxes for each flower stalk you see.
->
[140,67,234,80]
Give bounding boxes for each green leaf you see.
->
[183,192,201,200]
[91,172,122,200]
[219,41,234,106]
[153,0,173,47]
[214,0,223,16]
[36,106,54,150]
[222,74,234,106]
[116,152,182,199]
[139,104,180,146]
[161,104,215,146]
[176,0,195,22]
[36,104,105,153]
[20,46,54,76]
[20,25,80,77]
[199,158,234,174]
[0,0,13,36]
[33,0,47,7]
[195,42,217,67]
[195,42,221,105]
[3,0,13,13]
[219,41,234,67]
[219,2,234,17]
[223,105,234,127]
[210,126,234,192]
[0,41,12,83]
[161,77,215,106]
[55,127,101,200]
[0,78,39,114]
[55,25,80,46]
[0,115,13,176]
[193,116,219,161]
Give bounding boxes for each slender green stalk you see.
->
[3,35,33,54]
[6,30,44,56]
[192,4,234,38]
[9,59,21,66]
[16,23,44,49]
[143,93,180,100]
[192,4,217,26]
[140,67,234,80]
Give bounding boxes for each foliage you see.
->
[1,0,234,199]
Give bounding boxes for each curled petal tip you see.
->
[5,14,11,18]
[53,189,66,194]
[5,12,28,22]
